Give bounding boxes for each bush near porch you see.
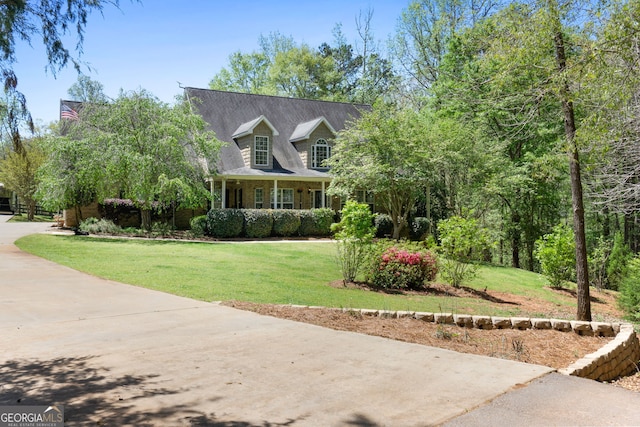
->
[204,208,335,238]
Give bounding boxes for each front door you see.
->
[234,188,243,208]
[313,190,325,209]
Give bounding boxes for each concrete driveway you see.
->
[1,216,639,426]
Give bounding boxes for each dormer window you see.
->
[312,138,331,169]
[255,136,270,166]
[232,115,278,169]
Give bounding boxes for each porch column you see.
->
[321,181,326,208]
[273,179,278,209]
[221,179,226,208]
[210,179,215,208]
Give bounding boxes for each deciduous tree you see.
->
[67,75,108,102]
[38,89,222,230]
[0,138,45,220]
[327,103,438,239]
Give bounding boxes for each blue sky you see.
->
[13,0,408,126]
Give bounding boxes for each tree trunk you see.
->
[27,199,35,221]
[425,184,432,236]
[141,209,152,231]
[75,204,84,225]
[552,12,591,321]
[526,241,535,272]
[603,206,610,240]
[511,211,521,269]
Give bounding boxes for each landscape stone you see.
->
[395,311,414,318]
[413,311,433,322]
[571,321,594,336]
[491,317,512,329]
[360,309,379,316]
[454,314,473,328]
[434,313,454,324]
[510,317,532,330]
[590,322,615,337]
[551,319,572,332]
[531,318,552,329]
[415,312,434,322]
[472,316,493,329]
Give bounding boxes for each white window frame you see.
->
[312,138,331,169]
[356,190,375,211]
[254,135,269,167]
[270,188,294,209]
[312,190,330,209]
[255,188,264,209]
[212,189,222,209]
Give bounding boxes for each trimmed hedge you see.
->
[189,215,208,237]
[313,208,335,236]
[203,208,335,238]
[299,208,334,236]
[244,209,274,238]
[273,210,301,237]
[207,209,244,238]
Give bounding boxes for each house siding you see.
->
[240,146,251,167]
[234,122,274,169]
[293,123,335,169]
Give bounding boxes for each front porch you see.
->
[209,176,340,211]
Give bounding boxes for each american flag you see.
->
[61,104,79,120]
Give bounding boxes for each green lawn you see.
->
[8,214,54,223]
[15,233,577,316]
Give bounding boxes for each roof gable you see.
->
[290,116,336,143]
[232,115,279,139]
[184,88,370,177]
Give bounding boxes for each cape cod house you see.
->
[185,88,370,212]
[59,88,370,227]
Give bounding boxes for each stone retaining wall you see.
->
[295,305,640,382]
[559,323,640,382]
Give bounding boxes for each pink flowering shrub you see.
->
[370,246,438,290]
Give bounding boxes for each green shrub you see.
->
[272,210,301,237]
[410,217,430,241]
[437,216,492,287]
[151,221,173,237]
[618,256,640,321]
[298,208,334,236]
[312,208,334,236]
[189,215,208,237]
[369,243,438,290]
[79,218,123,234]
[534,223,575,288]
[332,200,376,284]
[244,209,274,238]
[607,232,631,291]
[207,209,244,238]
[589,236,612,290]
[123,226,146,237]
[375,214,393,238]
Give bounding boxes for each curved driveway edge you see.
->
[1,219,637,425]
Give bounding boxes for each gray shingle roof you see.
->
[185,88,369,179]
[232,115,280,139]
[290,117,336,143]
